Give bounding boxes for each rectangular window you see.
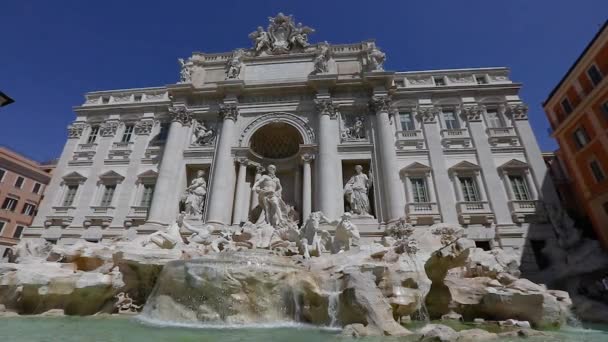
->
[62,185,78,206]
[434,77,446,86]
[399,112,415,131]
[14,176,24,189]
[561,98,573,114]
[100,185,116,207]
[157,123,170,142]
[13,226,24,239]
[21,203,36,216]
[485,109,503,128]
[0,221,5,233]
[121,124,134,143]
[587,65,604,86]
[509,175,531,201]
[442,110,460,129]
[410,177,429,203]
[1,197,18,211]
[32,183,41,194]
[475,75,487,84]
[134,95,142,102]
[0,169,5,182]
[102,97,110,104]
[590,160,606,183]
[573,127,590,149]
[87,126,100,144]
[459,177,480,202]
[140,184,155,207]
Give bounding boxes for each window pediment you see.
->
[98,170,125,184]
[449,161,480,174]
[62,171,87,185]
[401,162,431,176]
[498,159,529,171]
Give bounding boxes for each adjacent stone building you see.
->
[543,21,608,248]
[26,13,562,273]
[0,147,52,257]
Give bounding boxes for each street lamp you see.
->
[0,92,15,107]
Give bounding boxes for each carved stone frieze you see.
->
[506,104,528,120]
[369,95,392,113]
[218,103,239,121]
[191,120,216,146]
[67,123,86,139]
[314,98,338,119]
[100,121,120,137]
[341,115,367,142]
[168,106,194,126]
[134,119,155,135]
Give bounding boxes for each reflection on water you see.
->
[0,316,607,342]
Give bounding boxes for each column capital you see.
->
[100,120,120,137]
[415,106,439,123]
[301,153,315,163]
[235,157,249,165]
[460,105,485,122]
[369,95,392,113]
[218,103,239,121]
[168,105,194,126]
[67,122,86,139]
[505,104,528,121]
[314,98,338,119]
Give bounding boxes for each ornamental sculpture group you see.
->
[177,13,387,83]
[155,163,377,258]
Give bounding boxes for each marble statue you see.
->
[249,26,272,53]
[192,120,215,146]
[184,170,207,219]
[333,212,360,252]
[252,164,291,228]
[248,13,315,55]
[312,42,330,74]
[178,58,193,83]
[143,213,185,249]
[182,219,232,252]
[299,211,337,258]
[343,116,366,141]
[226,49,245,79]
[365,45,386,72]
[114,292,142,314]
[344,165,373,216]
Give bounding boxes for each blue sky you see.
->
[1,0,606,162]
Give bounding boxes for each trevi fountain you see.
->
[2,13,608,342]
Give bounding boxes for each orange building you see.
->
[0,147,53,258]
[543,21,608,247]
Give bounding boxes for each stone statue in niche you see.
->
[183,170,207,219]
[365,45,386,72]
[251,164,293,228]
[342,116,366,141]
[344,165,373,217]
[178,58,193,83]
[226,49,245,79]
[312,42,330,75]
[192,120,215,146]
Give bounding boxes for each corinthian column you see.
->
[232,157,249,225]
[147,105,192,226]
[370,95,405,222]
[206,103,239,225]
[314,97,342,220]
[301,153,314,220]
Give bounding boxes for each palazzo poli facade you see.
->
[25,14,562,271]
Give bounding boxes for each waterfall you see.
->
[327,291,340,327]
[406,252,430,323]
[292,290,301,321]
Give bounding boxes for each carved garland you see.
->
[461,105,485,122]
[134,119,155,135]
[67,123,86,139]
[415,107,439,123]
[100,121,120,137]
[505,104,528,120]
[239,112,315,146]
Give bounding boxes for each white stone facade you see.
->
[25,14,561,274]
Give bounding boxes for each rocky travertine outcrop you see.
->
[0,220,573,337]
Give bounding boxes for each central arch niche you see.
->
[249,123,303,159]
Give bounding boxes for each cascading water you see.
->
[327,291,340,327]
[406,250,430,323]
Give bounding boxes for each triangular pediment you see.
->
[62,171,87,181]
[401,162,431,175]
[498,159,529,170]
[449,161,480,172]
[98,170,125,181]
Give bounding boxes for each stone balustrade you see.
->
[456,201,495,225]
[405,202,441,225]
[487,127,519,147]
[395,130,425,149]
[440,129,472,149]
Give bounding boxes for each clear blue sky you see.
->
[1,0,606,162]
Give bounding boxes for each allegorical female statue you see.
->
[344,165,372,217]
[252,164,290,228]
[184,170,207,219]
